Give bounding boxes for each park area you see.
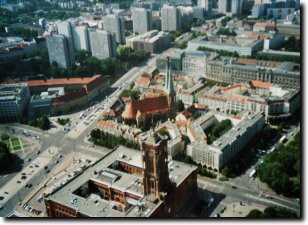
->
[0,134,22,152]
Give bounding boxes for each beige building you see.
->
[186,111,265,171]
[205,58,300,89]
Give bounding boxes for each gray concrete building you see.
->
[72,25,91,52]
[161,5,181,32]
[89,30,117,60]
[218,0,243,15]
[46,34,75,69]
[0,83,30,123]
[56,21,73,38]
[103,14,125,44]
[131,8,152,35]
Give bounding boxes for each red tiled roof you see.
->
[86,75,108,92]
[237,58,257,65]
[254,22,276,28]
[97,120,117,129]
[136,73,151,86]
[250,80,272,89]
[122,95,170,120]
[25,75,104,87]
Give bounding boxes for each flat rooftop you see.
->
[47,145,196,217]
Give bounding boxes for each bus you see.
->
[249,169,256,178]
[279,135,287,143]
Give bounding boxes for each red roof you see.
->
[250,80,272,89]
[136,73,151,86]
[97,120,117,129]
[25,75,105,87]
[122,95,170,120]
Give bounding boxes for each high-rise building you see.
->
[132,8,152,35]
[56,21,73,39]
[72,25,91,52]
[89,30,117,60]
[198,0,213,12]
[103,14,125,44]
[218,0,243,15]
[46,34,75,69]
[161,5,181,32]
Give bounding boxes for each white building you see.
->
[161,5,181,32]
[186,111,265,170]
[131,8,152,35]
[89,29,117,60]
[103,14,125,44]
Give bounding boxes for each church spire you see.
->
[165,57,175,96]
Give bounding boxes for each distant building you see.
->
[253,22,276,32]
[126,30,171,54]
[198,0,213,12]
[44,133,198,217]
[187,35,264,57]
[0,83,30,123]
[161,5,181,32]
[192,7,205,20]
[177,82,207,106]
[187,111,265,170]
[72,25,91,52]
[218,0,243,15]
[103,14,125,44]
[205,58,300,89]
[89,30,117,60]
[131,8,152,35]
[263,33,285,50]
[46,34,75,69]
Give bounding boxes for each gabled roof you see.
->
[122,95,170,120]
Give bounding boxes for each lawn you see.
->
[0,134,22,152]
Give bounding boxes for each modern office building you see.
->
[46,34,75,69]
[131,8,152,35]
[205,58,300,89]
[161,5,181,32]
[186,111,265,170]
[103,14,125,44]
[126,30,171,54]
[0,83,30,123]
[89,30,117,60]
[72,25,91,52]
[44,131,198,217]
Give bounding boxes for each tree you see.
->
[0,142,12,171]
[246,209,263,218]
[263,207,277,217]
[39,116,51,130]
[176,100,185,112]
